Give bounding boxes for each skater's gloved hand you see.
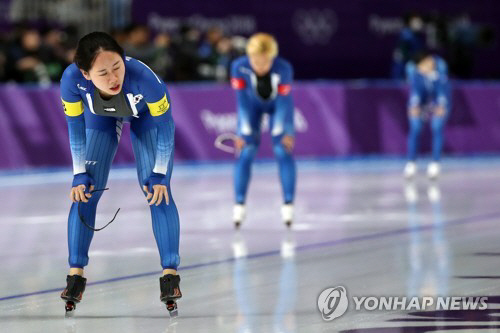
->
[143,173,169,206]
[70,173,95,203]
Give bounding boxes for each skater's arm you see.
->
[61,68,87,176]
[274,61,294,152]
[406,63,422,117]
[275,61,294,136]
[148,95,174,176]
[139,64,174,205]
[434,59,450,113]
[145,108,174,206]
[230,61,252,139]
[61,68,94,202]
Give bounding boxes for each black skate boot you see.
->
[60,275,87,317]
[159,274,182,317]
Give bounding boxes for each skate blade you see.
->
[169,308,178,317]
[64,301,76,317]
[285,221,292,228]
[234,221,241,229]
[167,301,178,317]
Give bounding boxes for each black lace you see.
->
[78,188,120,231]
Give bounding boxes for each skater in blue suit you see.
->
[404,51,451,179]
[59,32,181,316]
[230,33,296,228]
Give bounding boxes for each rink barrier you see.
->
[1,81,500,169]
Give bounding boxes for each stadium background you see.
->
[0,0,499,170]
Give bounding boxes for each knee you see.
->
[272,141,289,160]
[86,191,104,205]
[239,144,258,162]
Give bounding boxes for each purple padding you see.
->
[1,82,500,170]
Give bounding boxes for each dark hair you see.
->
[74,31,124,72]
[412,50,432,65]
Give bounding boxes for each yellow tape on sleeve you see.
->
[62,99,84,117]
[147,94,170,117]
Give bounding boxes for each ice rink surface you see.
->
[2,158,500,332]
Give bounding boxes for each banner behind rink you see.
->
[0,82,498,169]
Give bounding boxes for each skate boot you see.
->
[404,161,417,179]
[281,203,294,228]
[427,161,440,180]
[60,275,86,317]
[160,274,182,317]
[233,204,246,229]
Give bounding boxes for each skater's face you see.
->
[417,56,435,76]
[80,51,125,98]
[249,53,274,76]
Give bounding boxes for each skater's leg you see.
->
[431,113,447,161]
[271,134,296,204]
[130,118,180,272]
[234,139,259,204]
[67,126,119,273]
[407,116,423,161]
[234,103,263,205]
[233,105,263,227]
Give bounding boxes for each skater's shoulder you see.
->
[123,56,164,86]
[273,57,292,72]
[231,56,251,70]
[231,56,252,78]
[434,56,448,74]
[61,63,84,83]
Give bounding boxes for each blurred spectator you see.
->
[0,21,244,84]
[171,25,202,81]
[391,11,495,79]
[0,35,7,82]
[122,24,173,81]
[214,36,235,81]
[41,27,71,80]
[123,24,156,63]
[152,32,174,80]
[197,26,223,80]
[392,12,426,79]
[6,27,53,84]
[198,26,223,62]
[448,13,494,78]
[110,28,128,46]
[197,27,243,81]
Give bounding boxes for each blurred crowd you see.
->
[0,10,495,85]
[392,11,494,79]
[0,23,246,84]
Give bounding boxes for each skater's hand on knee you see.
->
[434,105,446,117]
[150,185,169,206]
[282,135,295,153]
[143,185,169,206]
[143,173,169,206]
[70,185,94,203]
[409,107,420,118]
[235,137,245,151]
[70,173,95,203]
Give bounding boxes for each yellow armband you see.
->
[147,94,170,117]
[62,99,84,117]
